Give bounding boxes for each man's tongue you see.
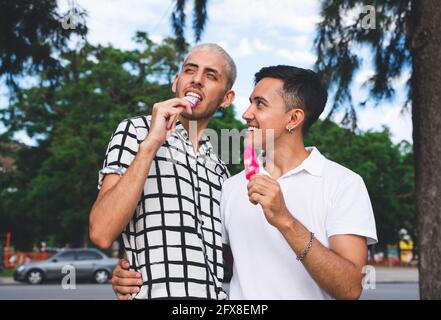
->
[184,95,200,108]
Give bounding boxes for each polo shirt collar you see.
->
[279,146,325,178]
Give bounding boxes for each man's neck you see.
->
[178,115,210,152]
[265,134,310,179]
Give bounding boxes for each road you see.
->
[0,282,419,300]
[0,283,115,300]
[360,283,419,300]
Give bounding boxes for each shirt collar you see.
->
[280,146,325,178]
[175,120,187,138]
[174,120,214,155]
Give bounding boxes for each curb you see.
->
[0,277,18,285]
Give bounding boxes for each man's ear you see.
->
[171,74,179,93]
[288,108,305,129]
[220,90,236,110]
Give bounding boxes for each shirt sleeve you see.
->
[97,119,140,189]
[326,174,378,245]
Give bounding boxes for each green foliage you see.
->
[0,0,88,92]
[306,120,415,248]
[208,106,247,175]
[314,0,412,127]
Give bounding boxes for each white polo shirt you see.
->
[221,147,377,300]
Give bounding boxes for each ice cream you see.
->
[244,131,260,180]
[184,94,201,108]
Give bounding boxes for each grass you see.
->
[0,268,14,278]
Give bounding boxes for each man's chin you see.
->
[181,110,212,121]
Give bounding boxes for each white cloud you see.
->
[235,38,253,57]
[340,3,376,29]
[392,70,411,86]
[329,103,413,144]
[292,35,312,49]
[209,0,320,34]
[150,34,165,44]
[275,49,316,66]
[355,69,375,85]
[355,68,410,88]
[72,0,171,49]
[233,96,251,121]
[359,104,412,143]
[224,37,275,58]
[253,39,272,52]
[12,131,39,147]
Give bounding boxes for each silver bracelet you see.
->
[296,232,315,262]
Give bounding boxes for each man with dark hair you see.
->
[221,65,377,299]
[112,65,377,300]
[253,65,328,134]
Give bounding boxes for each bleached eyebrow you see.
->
[183,63,221,77]
[183,63,198,69]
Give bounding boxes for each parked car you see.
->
[13,248,118,285]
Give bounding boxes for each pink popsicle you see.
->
[184,95,200,108]
[244,132,260,180]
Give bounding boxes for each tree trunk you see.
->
[411,0,441,300]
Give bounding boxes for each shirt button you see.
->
[195,187,201,192]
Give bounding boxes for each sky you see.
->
[1,0,413,145]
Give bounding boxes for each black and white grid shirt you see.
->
[98,115,229,299]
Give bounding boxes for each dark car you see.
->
[14,248,118,285]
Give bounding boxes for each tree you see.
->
[171,0,208,51]
[0,0,87,93]
[314,0,440,300]
[168,0,440,299]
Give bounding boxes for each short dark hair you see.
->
[254,65,328,134]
